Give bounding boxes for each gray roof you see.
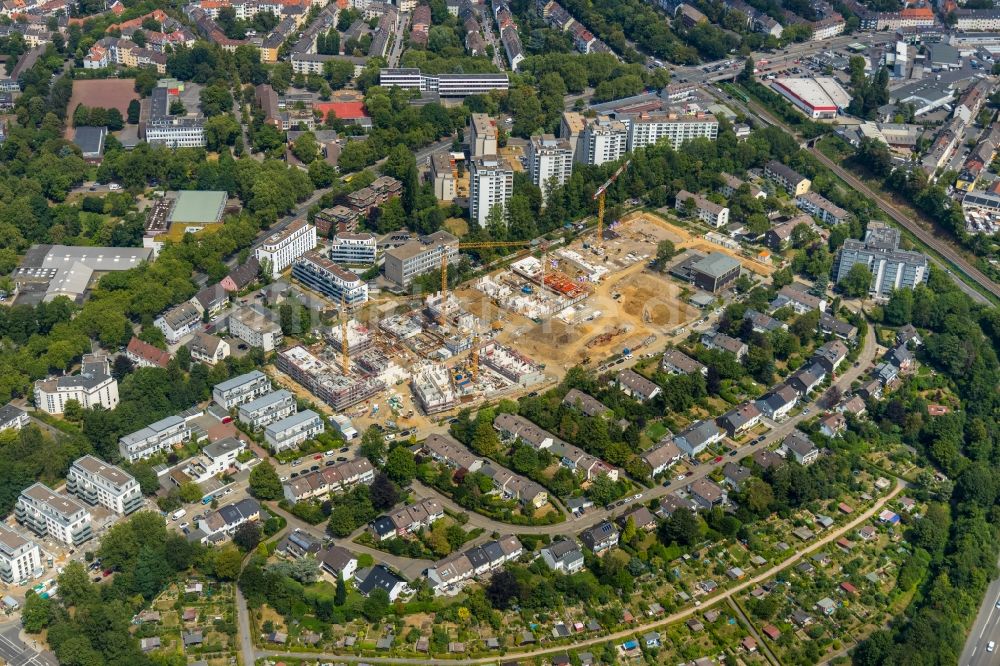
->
[213,370,267,393]
[692,252,741,279]
[202,437,243,459]
[73,126,106,157]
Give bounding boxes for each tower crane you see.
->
[339,294,350,376]
[592,159,631,250]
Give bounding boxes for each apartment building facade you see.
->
[578,115,628,165]
[469,155,514,226]
[66,455,144,515]
[118,414,191,462]
[255,219,317,279]
[264,409,325,452]
[0,524,41,584]
[15,483,93,546]
[527,134,573,200]
[237,389,297,430]
[292,251,369,308]
[383,230,460,287]
[328,232,377,265]
[33,353,118,415]
[212,370,272,409]
[227,307,283,352]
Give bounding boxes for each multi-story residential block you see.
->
[237,389,296,430]
[430,153,458,202]
[292,251,369,308]
[469,155,514,226]
[834,222,928,299]
[314,205,360,236]
[764,160,811,196]
[796,191,848,225]
[255,219,317,279]
[144,84,205,148]
[0,524,40,584]
[527,134,573,200]
[66,455,144,515]
[15,483,93,546]
[34,353,118,415]
[384,230,460,287]
[125,336,172,369]
[188,331,230,366]
[674,190,729,228]
[154,301,201,344]
[345,176,402,217]
[578,115,628,165]
[264,409,325,452]
[212,370,272,409]
[559,111,586,162]
[328,232,377,265]
[469,112,498,156]
[0,403,28,432]
[227,307,283,352]
[625,111,718,151]
[954,8,1000,31]
[118,414,191,462]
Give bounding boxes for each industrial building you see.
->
[770,77,851,119]
[689,253,741,293]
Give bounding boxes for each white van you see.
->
[171,508,187,521]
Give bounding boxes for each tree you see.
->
[127,99,140,125]
[485,570,520,609]
[215,546,244,580]
[249,461,283,500]
[199,84,233,117]
[179,482,203,503]
[21,592,51,632]
[654,240,676,267]
[841,263,872,298]
[370,472,399,511]
[292,132,319,164]
[362,587,390,621]
[661,508,700,547]
[588,474,618,506]
[385,446,416,485]
[360,426,386,465]
[233,522,261,552]
[204,114,241,152]
[471,415,502,458]
[335,572,347,606]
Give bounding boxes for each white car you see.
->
[988,641,995,653]
[676,474,686,481]
[179,522,189,530]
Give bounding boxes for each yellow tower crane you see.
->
[592,159,631,250]
[339,294,350,376]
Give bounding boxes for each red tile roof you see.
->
[313,101,368,120]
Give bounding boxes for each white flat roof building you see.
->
[34,353,118,415]
[0,524,41,585]
[15,483,93,546]
[228,307,284,352]
[118,414,191,462]
[237,389,297,430]
[770,77,851,119]
[469,155,514,227]
[265,409,325,452]
[212,370,272,409]
[66,455,144,515]
[255,219,317,279]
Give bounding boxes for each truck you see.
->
[171,508,187,521]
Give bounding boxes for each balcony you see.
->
[70,524,93,546]
[122,493,145,515]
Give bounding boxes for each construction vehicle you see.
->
[592,160,631,250]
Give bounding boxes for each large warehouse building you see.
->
[770,77,852,119]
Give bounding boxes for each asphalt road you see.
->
[959,549,1000,666]
[0,624,57,666]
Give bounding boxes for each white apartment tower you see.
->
[0,524,41,584]
[66,455,144,515]
[469,113,498,157]
[255,219,317,279]
[625,112,719,151]
[15,483,93,547]
[527,134,574,202]
[578,115,628,166]
[469,155,514,227]
[33,353,119,415]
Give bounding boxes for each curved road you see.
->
[236,323,879,664]
[254,477,903,665]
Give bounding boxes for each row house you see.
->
[368,499,444,541]
[281,457,375,503]
[426,535,522,590]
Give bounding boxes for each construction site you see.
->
[269,197,776,431]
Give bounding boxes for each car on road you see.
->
[676,474,686,481]
[93,575,102,582]
[310,465,320,471]
[314,454,323,460]
[988,641,995,653]
[686,471,695,477]
[337,456,347,461]
[325,460,335,466]
[280,476,287,481]
[224,488,233,495]
[605,504,614,511]
[713,456,724,463]
[615,500,626,507]
[179,522,189,530]
[729,450,738,456]
[632,493,642,501]
[340,446,349,452]
[290,472,299,479]
[292,458,302,466]
[756,435,766,443]
[803,408,810,415]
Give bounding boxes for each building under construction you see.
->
[411,363,458,414]
[326,319,374,356]
[480,341,545,387]
[276,345,384,411]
